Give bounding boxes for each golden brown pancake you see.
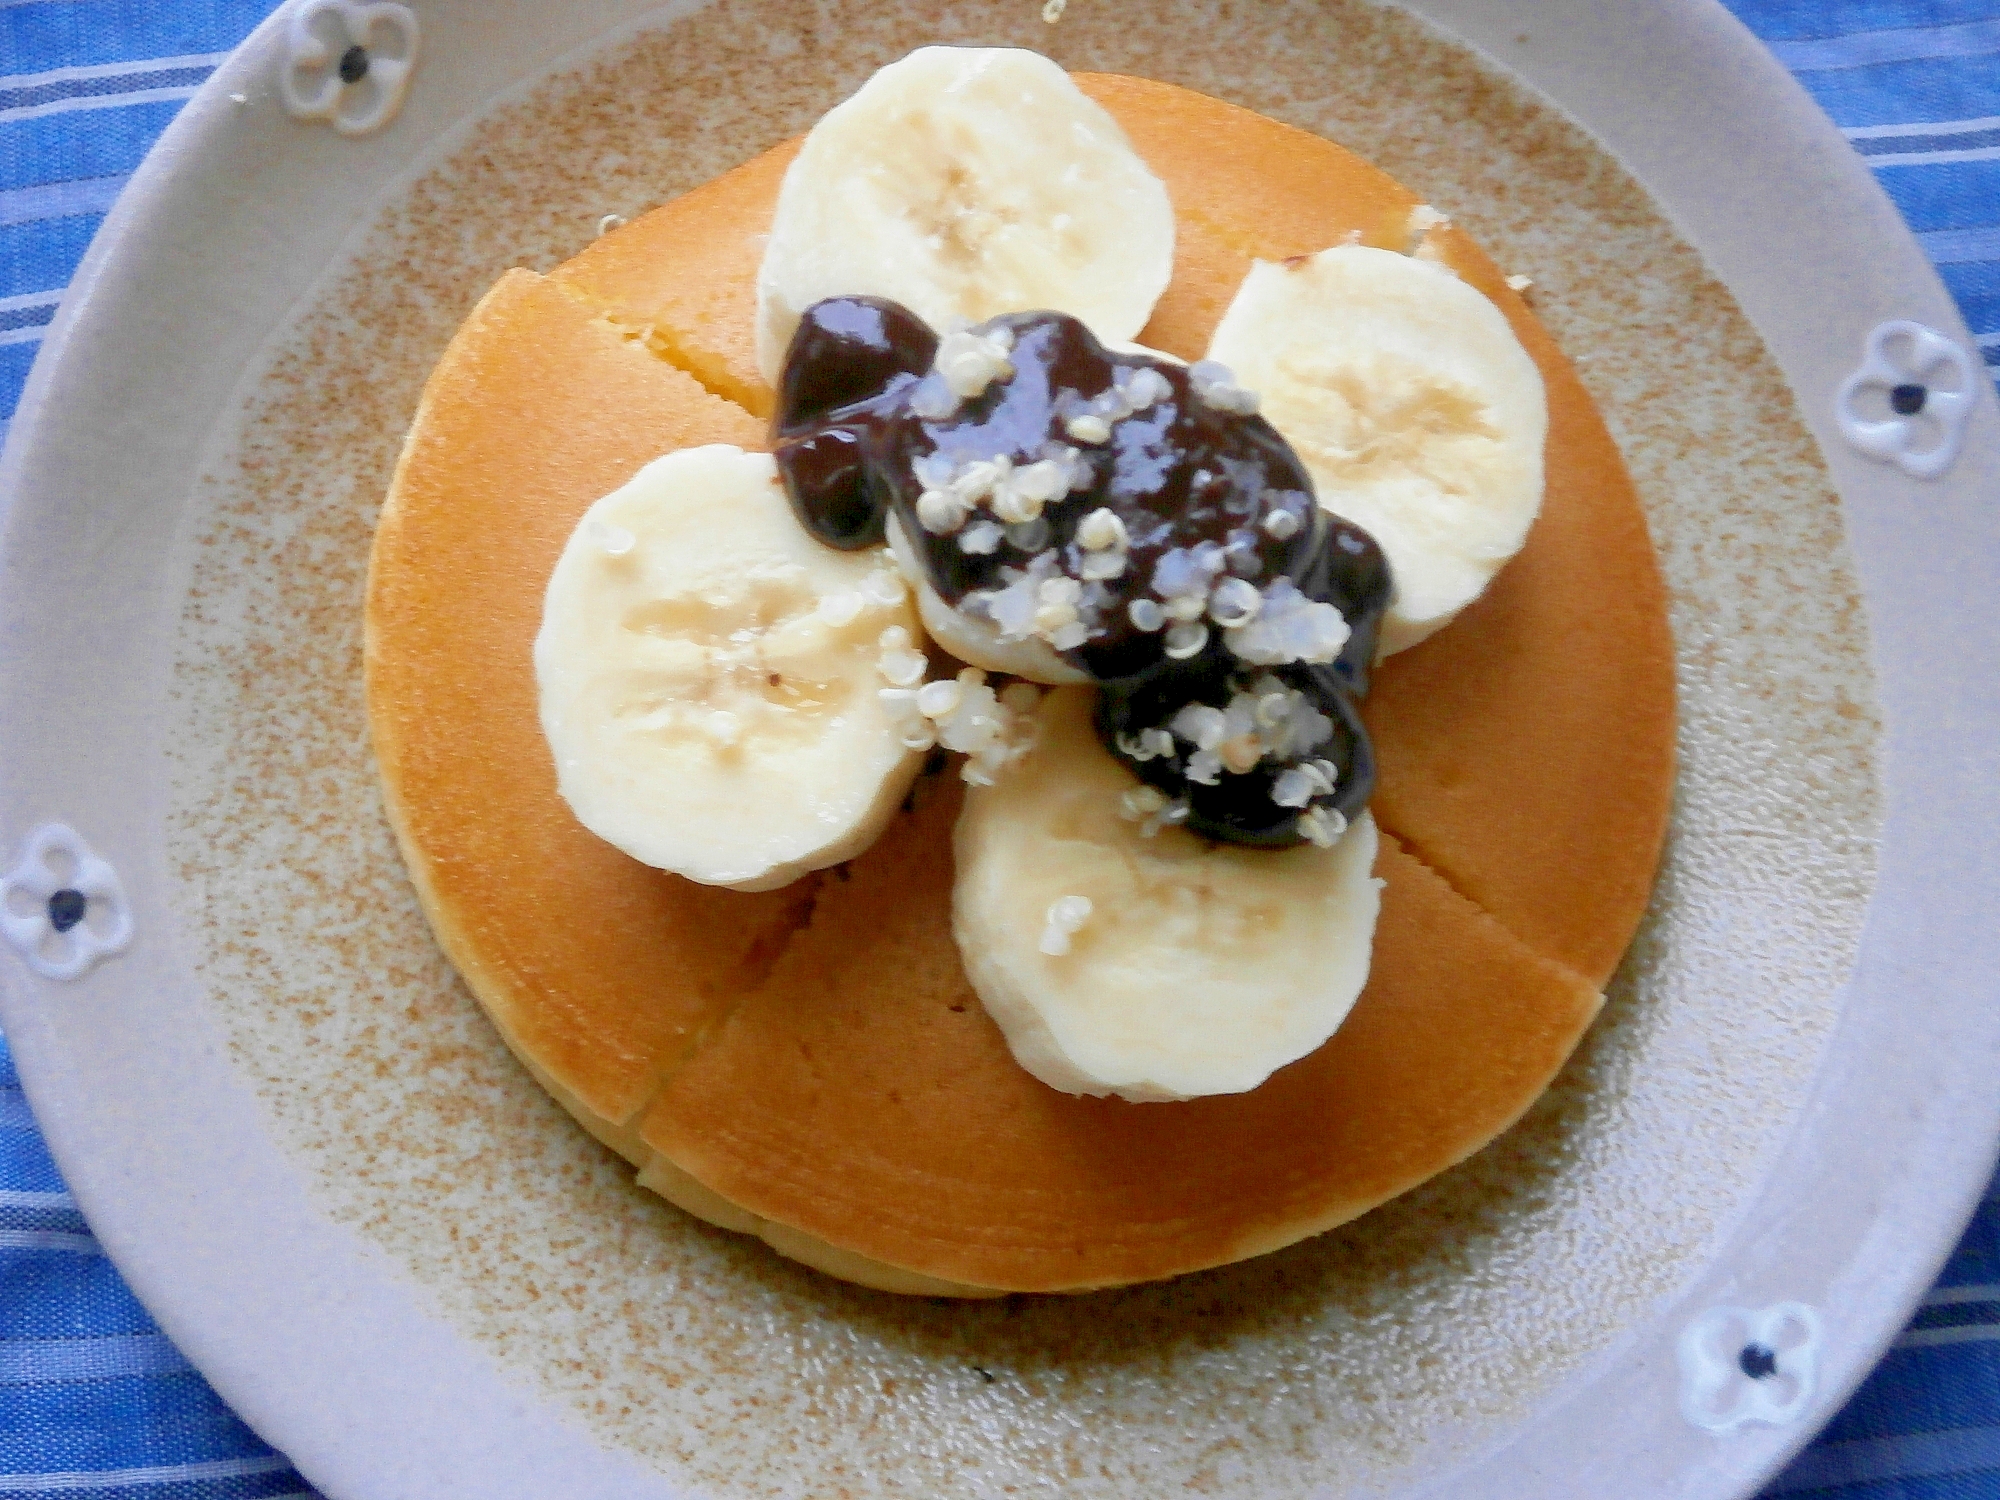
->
[365,74,1674,1294]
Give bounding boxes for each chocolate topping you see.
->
[1096,651,1374,847]
[773,296,1392,848]
[775,296,938,440]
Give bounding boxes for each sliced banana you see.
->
[755,47,1175,385]
[885,512,1090,685]
[536,445,922,892]
[1207,246,1547,656]
[953,689,1380,1102]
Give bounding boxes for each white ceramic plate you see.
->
[3,1,1997,1496]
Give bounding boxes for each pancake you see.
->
[365,73,1674,1295]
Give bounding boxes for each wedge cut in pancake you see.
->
[366,73,1673,1294]
[553,144,799,420]
[367,269,807,1140]
[642,780,1600,1293]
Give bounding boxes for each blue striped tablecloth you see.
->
[2,3,1998,1496]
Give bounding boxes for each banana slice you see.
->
[885,512,1090,685]
[1206,246,1547,656]
[953,688,1380,1102]
[536,445,922,891]
[755,47,1175,385]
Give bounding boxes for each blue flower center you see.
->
[1738,1343,1778,1380]
[46,889,86,934]
[1890,383,1927,416]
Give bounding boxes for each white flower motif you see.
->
[1677,1302,1821,1434]
[1835,319,1976,480]
[279,0,420,138]
[0,824,134,982]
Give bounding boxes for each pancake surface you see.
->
[366,74,1674,1293]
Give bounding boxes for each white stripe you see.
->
[1847,113,2000,140]
[1978,332,2000,351]
[0,326,45,349]
[0,289,60,316]
[0,83,204,127]
[1923,1281,2000,1307]
[0,174,129,229]
[0,1187,73,1210]
[0,1332,189,1383]
[1768,19,2000,73]
[1896,1323,2000,1349]
[1917,224,2000,264]
[0,1229,98,1254]
[1866,143,2000,168]
[0,1454,293,1495]
[0,51,231,93]
[1766,1422,2000,1494]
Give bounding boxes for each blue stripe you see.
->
[0,2,279,71]
[1941,258,2000,298]
[1813,1339,2000,1445]
[0,1198,88,1236]
[1727,0,2000,43]
[1917,224,2000,263]
[1768,18,2000,71]
[1791,53,2000,131]
[0,1122,64,1198]
[1855,125,2000,155]
[1767,1423,2000,1495]
[0,1253,156,1341]
[0,335,42,422]
[0,1334,188,1385]
[0,104,185,195]
[1869,158,2000,233]
[0,1378,285,1481]
[0,1231,97,1254]
[1904,1298,2000,1331]
[0,174,124,227]
[0,1191,73,1211]
[0,1091,37,1131]
[0,1453,296,1495]
[0,1479,308,1500]
[0,65,211,118]
[1,336,42,423]
[0,211,95,299]
[0,301,53,332]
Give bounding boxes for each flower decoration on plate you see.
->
[279,0,420,138]
[1835,319,1976,480]
[0,823,134,982]
[1677,1301,1822,1434]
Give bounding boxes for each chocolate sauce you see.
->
[773,296,937,548]
[775,296,937,439]
[1096,651,1374,846]
[772,296,1392,849]
[1296,513,1394,696]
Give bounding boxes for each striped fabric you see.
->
[1,1032,315,1497]
[1744,2,2000,386]
[0,2,1996,1496]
